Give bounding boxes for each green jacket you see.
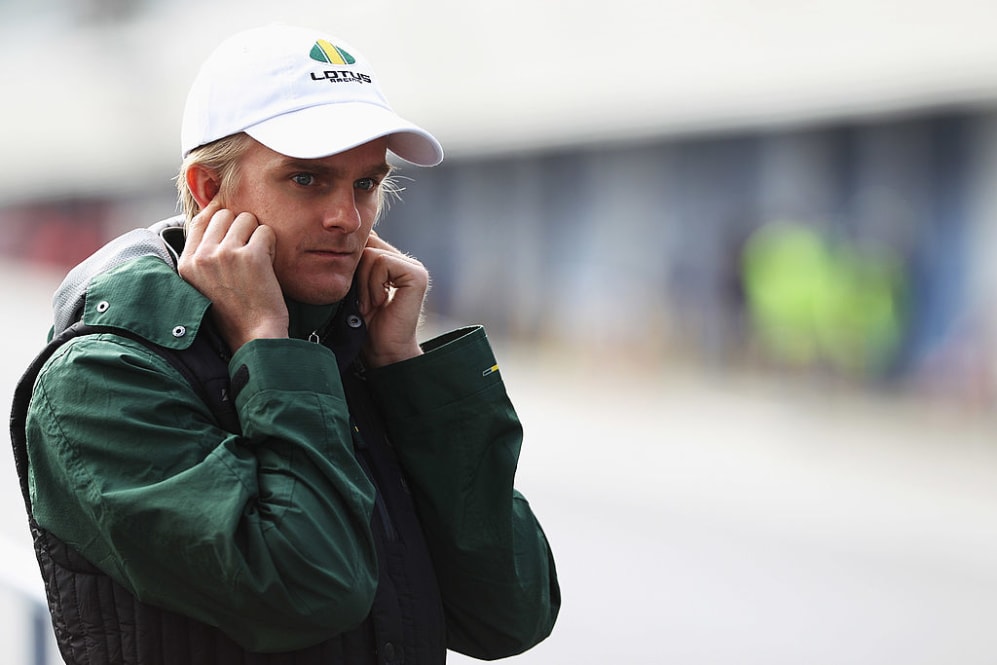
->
[25,252,559,657]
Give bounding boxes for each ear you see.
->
[186,164,222,210]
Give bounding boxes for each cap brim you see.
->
[244,102,443,166]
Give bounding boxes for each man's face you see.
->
[222,137,391,305]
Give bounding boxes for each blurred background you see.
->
[5,0,997,663]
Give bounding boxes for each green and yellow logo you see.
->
[310,40,356,65]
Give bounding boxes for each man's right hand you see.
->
[178,201,289,352]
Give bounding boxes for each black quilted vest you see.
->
[10,282,447,665]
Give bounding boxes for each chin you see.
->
[289,283,352,305]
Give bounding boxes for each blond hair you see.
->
[176,133,255,222]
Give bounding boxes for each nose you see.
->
[321,188,362,233]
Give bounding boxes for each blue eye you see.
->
[355,177,377,192]
[291,173,316,186]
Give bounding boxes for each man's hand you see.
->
[178,201,289,352]
[356,231,428,367]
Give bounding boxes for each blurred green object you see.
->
[741,221,906,377]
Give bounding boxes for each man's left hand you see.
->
[356,231,428,367]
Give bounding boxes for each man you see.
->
[16,23,559,664]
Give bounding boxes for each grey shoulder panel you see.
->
[51,216,185,335]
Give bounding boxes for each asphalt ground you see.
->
[4,259,997,664]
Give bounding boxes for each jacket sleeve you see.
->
[26,334,378,652]
[365,326,560,659]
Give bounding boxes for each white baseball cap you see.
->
[180,24,444,166]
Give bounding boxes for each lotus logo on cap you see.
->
[310,40,356,65]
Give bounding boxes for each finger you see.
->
[364,230,400,254]
[245,223,277,262]
[358,248,428,309]
[365,234,422,268]
[220,212,262,247]
[199,207,238,246]
[183,200,221,252]
[364,231,428,270]
[355,246,378,315]
[362,246,425,271]
[356,248,404,316]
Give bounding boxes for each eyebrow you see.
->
[279,158,392,179]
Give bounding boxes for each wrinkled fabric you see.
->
[23,238,559,663]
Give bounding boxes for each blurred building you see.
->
[4,0,997,395]
[386,113,995,394]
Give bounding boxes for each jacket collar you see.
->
[82,255,210,350]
